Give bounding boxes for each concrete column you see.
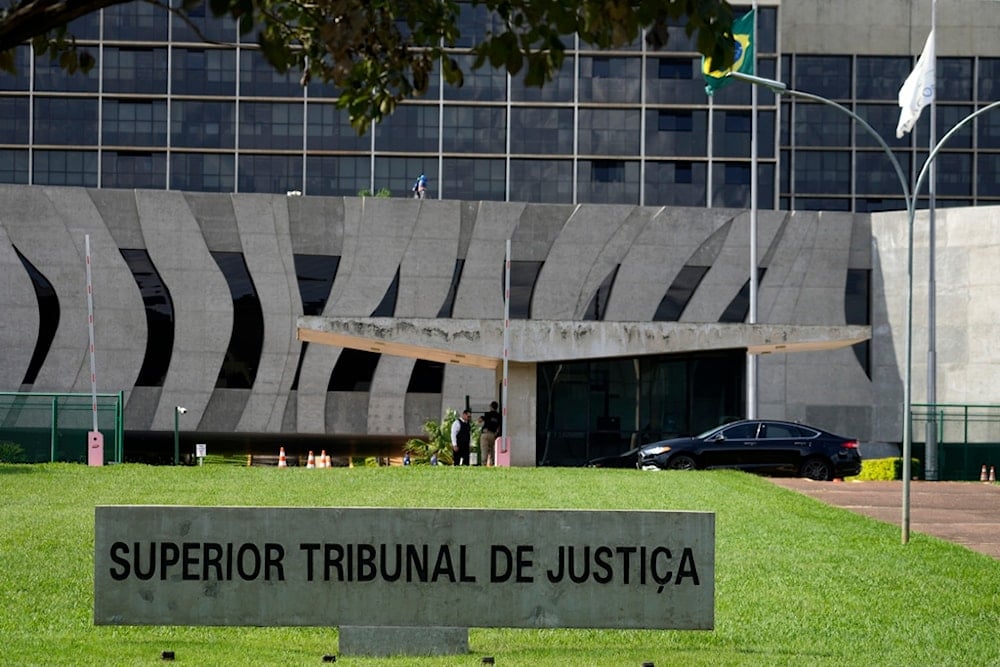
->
[505,361,537,467]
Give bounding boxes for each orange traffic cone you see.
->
[324,452,332,468]
[317,450,328,469]
[981,465,988,482]
[278,447,287,468]
[306,451,316,469]
[990,466,996,483]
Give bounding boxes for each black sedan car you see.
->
[636,419,862,481]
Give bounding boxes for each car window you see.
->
[720,422,758,439]
[761,423,797,438]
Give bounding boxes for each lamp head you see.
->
[177,406,188,414]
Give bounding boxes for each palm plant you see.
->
[404,409,481,465]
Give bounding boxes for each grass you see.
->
[1,463,998,666]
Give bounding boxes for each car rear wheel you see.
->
[799,457,833,481]
[667,454,697,471]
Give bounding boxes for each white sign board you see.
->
[94,506,714,629]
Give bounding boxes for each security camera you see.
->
[177,406,188,414]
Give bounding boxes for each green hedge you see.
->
[849,457,923,481]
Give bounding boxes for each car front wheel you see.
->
[667,454,697,471]
[799,457,833,481]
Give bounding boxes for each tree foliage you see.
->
[0,0,737,133]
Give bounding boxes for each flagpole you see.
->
[924,0,938,480]
[746,1,759,420]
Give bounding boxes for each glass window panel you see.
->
[793,56,851,99]
[511,56,575,102]
[645,109,706,156]
[978,154,1000,197]
[442,157,505,200]
[171,1,237,42]
[105,2,169,41]
[445,54,507,102]
[102,151,167,189]
[0,46,30,91]
[306,102,370,151]
[756,7,778,54]
[645,56,704,104]
[856,198,907,213]
[938,58,972,101]
[855,150,912,196]
[238,154,304,194]
[578,159,639,204]
[171,49,236,96]
[712,162,775,208]
[579,56,640,103]
[374,157,436,198]
[211,251,263,389]
[67,12,99,39]
[644,161,706,207]
[34,59,99,93]
[929,152,972,197]
[793,150,850,194]
[104,47,168,94]
[170,100,236,149]
[33,150,98,186]
[855,57,911,100]
[0,98,29,143]
[915,104,974,149]
[240,50,305,98]
[103,99,168,146]
[660,18,697,53]
[509,159,572,203]
[239,102,304,150]
[979,58,1000,102]
[0,150,29,184]
[305,155,371,196]
[793,103,850,148]
[442,106,506,153]
[713,110,775,157]
[796,197,851,211]
[510,107,574,154]
[374,104,439,153]
[976,105,1000,148]
[120,248,174,387]
[34,98,98,145]
[578,108,640,155]
[169,153,235,192]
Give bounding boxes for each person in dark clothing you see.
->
[450,409,472,465]
[478,401,501,466]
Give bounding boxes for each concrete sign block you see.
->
[95,506,714,629]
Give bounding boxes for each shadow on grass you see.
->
[0,464,42,475]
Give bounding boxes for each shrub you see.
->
[0,441,27,463]
[851,457,923,481]
[404,409,482,465]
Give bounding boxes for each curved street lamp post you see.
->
[728,71,1000,544]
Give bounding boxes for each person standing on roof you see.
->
[412,173,428,199]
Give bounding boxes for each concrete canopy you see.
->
[297,316,871,369]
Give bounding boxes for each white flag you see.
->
[896,30,935,138]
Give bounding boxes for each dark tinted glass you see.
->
[34,98,98,144]
[104,48,168,94]
[14,247,59,385]
[120,249,174,387]
[103,152,167,189]
[237,154,304,194]
[211,252,263,389]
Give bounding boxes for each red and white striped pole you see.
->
[85,235,104,466]
[499,239,511,464]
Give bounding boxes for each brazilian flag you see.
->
[702,10,755,96]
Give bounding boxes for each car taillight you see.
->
[842,440,859,449]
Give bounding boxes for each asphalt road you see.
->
[768,479,1000,560]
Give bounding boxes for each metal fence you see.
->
[911,403,1000,481]
[0,392,124,464]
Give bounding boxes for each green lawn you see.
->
[1,463,998,666]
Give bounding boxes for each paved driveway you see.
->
[768,479,1000,560]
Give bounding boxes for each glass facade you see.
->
[4,4,996,208]
[537,352,745,466]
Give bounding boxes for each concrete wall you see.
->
[0,186,879,450]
